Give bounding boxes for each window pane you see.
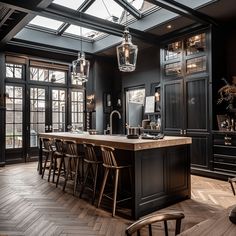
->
[15,67,22,78]
[6,111,13,123]
[53,0,85,10]
[29,16,63,30]
[6,65,13,78]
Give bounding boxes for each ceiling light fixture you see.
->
[72,24,90,83]
[116,11,138,72]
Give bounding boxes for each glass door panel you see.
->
[30,87,46,147]
[71,90,84,130]
[52,89,66,132]
[5,85,23,149]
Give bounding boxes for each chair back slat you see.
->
[100,145,118,167]
[41,138,53,152]
[83,143,97,162]
[64,140,77,157]
[125,212,185,236]
[54,138,64,153]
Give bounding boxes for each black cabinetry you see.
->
[213,132,236,177]
[161,29,212,172]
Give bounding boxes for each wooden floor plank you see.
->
[0,162,236,236]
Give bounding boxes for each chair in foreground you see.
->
[125,212,185,236]
[228,177,236,195]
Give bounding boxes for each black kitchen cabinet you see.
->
[213,132,236,177]
[161,29,212,172]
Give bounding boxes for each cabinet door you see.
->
[185,77,209,132]
[162,79,184,135]
[190,134,211,169]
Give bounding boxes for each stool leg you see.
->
[56,157,63,188]
[52,155,57,183]
[48,153,53,182]
[42,153,48,179]
[112,169,119,217]
[97,168,109,208]
[79,162,90,199]
[92,164,99,205]
[63,158,70,191]
[73,157,80,196]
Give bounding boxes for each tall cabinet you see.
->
[161,29,212,173]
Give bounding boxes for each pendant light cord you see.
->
[80,26,82,53]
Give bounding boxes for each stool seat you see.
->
[97,145,132,217]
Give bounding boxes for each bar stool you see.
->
[41,137,54,181]
[79,142,103,205]
[62,140,83,195]
[97,145,132,217]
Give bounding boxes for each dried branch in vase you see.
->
[217,77,236,110]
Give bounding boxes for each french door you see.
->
[5,84,66,163]
[28,85,66,158]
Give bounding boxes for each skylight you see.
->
[85,0,124,23]
[52,0,86,10]
[64,25,103,39]
[28,16,63,31]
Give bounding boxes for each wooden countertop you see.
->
[179,205,236,236]
[39,132,192,151]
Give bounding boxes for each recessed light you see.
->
[167,25,172,29]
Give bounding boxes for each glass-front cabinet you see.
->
[161,29,211,171]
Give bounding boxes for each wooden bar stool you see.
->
[79,142,102,205]
[62,140,83,195]
[97,145,132,217]
[41,137,54,181]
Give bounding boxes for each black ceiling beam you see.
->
[113,0,142,19]
[0,8,14,28]
[0,0,53,12]
[0,0,54,47]
[146,0,217,26]
[56,0,95,36]
[77,0,95,12]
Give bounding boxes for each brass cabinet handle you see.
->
[224,136,232,146]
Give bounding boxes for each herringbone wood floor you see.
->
[0,162,235,236]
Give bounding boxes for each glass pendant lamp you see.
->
[72,26,90,83]
[116,11,138,72]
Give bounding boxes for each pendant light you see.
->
[72,25,90,83]
[116,11,138,72]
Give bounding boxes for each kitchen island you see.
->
[38,132,192,219]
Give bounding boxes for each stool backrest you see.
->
[83,143,97,162]
[41,138,53,153]
[125,212,185,236]
[100,145,118,167]
[63,140,78,157]
[54,138,64,154]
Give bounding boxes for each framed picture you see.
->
[144,96,155,113]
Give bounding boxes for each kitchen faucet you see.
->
[109,110,121,135]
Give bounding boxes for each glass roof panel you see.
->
[85,0,124,24]
[28,16,63,30]
[64,25,103,39]
[126,0,144,10]
[52,0,86,10]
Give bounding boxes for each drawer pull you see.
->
[225,136,232,146]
